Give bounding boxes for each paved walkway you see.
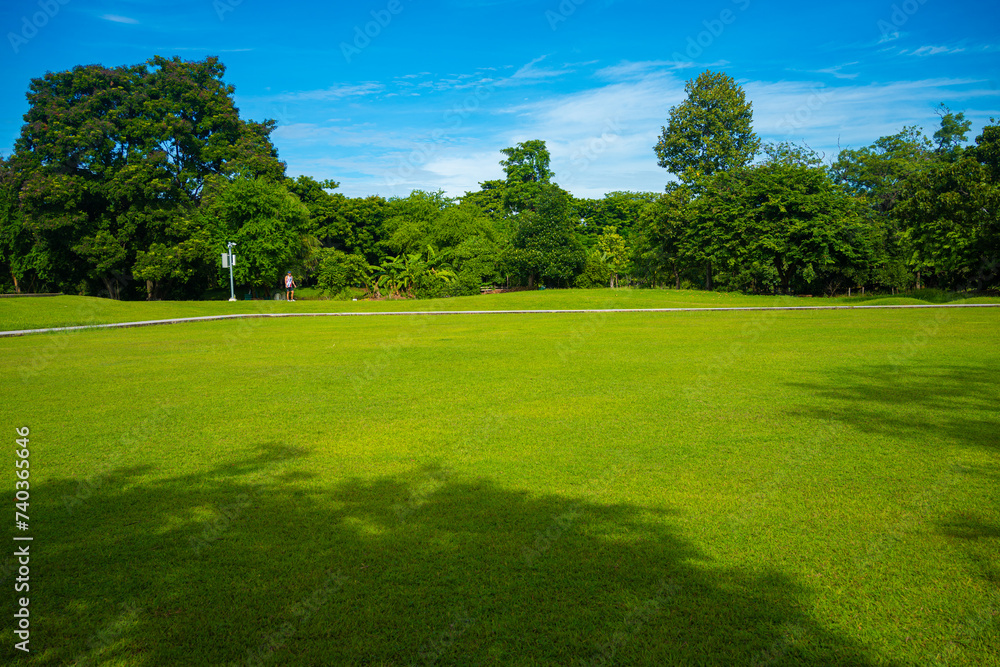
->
[1,302,997,338]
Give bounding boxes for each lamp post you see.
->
[225,242,237,301]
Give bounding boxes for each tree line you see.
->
[0,59,997,299]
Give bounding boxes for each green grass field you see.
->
[1,288,998,333]
[1,293,998,665]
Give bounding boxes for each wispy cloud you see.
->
[595,59,727,81]
[510,55,571,81]
[275,82,384,102]
[906,45,965,56]
[271,60,1000,199]
[101,14,139,25]
[813,63,860,80]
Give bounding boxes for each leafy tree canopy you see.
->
[654,70,760,182]
[7,55,285,297]
[933,104,973,158]
[831,126,933,213]
[499,140,555,213]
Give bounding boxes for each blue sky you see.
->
[1,0,998,199]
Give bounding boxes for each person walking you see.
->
[285,272,297,301]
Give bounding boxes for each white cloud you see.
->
[813,63,860,80]
[271,61,1000,199]
[909,45,965,56]
[595,59,725,81]
[275,82,384,102]
[509,55,571,82]
[101,14,139,24]
[747,77,999,155]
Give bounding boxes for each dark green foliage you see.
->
[694,160,871,294]
[203,175,311,296]
[894,125,999,290]
[381,190,455,256]
[831,126,933,215]
[3,55,996,300]
[972,119,1000,182]
[460,180,507,220]
[316,249,373,298]
[5,56,285,298]
[574,249,612,288]
[632,186,694,289]
[576,191,659,246]
[505,185,586,287]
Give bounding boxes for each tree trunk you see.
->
[673,262,680,290]
[101,275,120,300]
[11,271,19,294]
[704,259,713,290]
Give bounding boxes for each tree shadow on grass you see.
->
[18,445,892,666]
[782,363,1000,451]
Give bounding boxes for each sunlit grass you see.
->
[0,307,997,664]
[2,288,997,332]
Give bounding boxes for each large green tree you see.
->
[692,153,871,294]
[895,121,1000,289]
[7,56,284,298]
[654,71,760,182]
[499,140,555,213]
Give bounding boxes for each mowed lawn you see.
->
[1,304,998,665]
[3,288,998,332]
